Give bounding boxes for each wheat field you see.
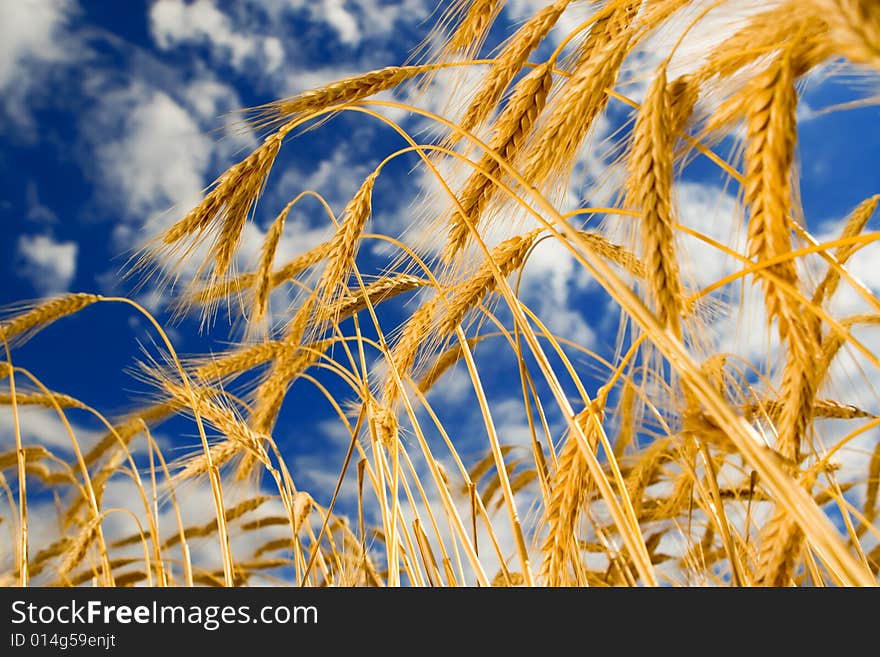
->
[2,0,880,587]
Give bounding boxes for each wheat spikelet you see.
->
[25,463,75,487]
[68,558,140,587]
[252,202,293,331]
[57,515,104,580]
[240,516,289,532]
[519,8,634,192]
[541,430,587,586]
[817,316,880,393]
[443,0,505,58]
[754,507,804,586]
[650,465,696,523]
[159,497,272,549]
[813,195,879,305]
[775,344,820,463]
[443,62,554,261]
[0,391,86,410]
[812,0,880,68]
[382,297,439,407]
[191,341,289,383]
[457,0,569,139]
[111,570,148,587]
[258,65,435,123]
[745,398,875,421]
[64,449,126,527]
[417,337,481,393]
[667,74,699,137]
[239,339,329,480]
[577,232,646,279]
[575,1,638,67]
[625,66,684,335]
[479,458,519,508]
[466,444,517,493]
[438,230,540,338]
[155,126,289,296]
[0,294,100,345]
[742,50,801,343]
[317,172,379,311]
[540,404,602,586]
[292,490,313,530]
[317,275,428,323]
[370,401,399,447]
[111,496,273,550]
[0,446,51,471]
[162,380,269,465]
[173,439,242,482]
[83,403,176,468]
[703,26,830,143]
[253,538,294,558]
[180,240,330,311]
[151,375,272,486]
[697,6,827,85]
[624,437,674,519]
[27,537,72,579]
[613,380,637,458]
[192,570,245,587]
[249,342,329,435]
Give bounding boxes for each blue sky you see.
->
[2,1,879,582]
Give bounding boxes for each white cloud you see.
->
[150,0,285,72]
[15,234,78,295]
[0,0,74,89]
[0,406,97,454]
[0,0,78,130]
[90,82,211,240]
[312,0,360,45]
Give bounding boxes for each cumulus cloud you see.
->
[0,0,78,130]
[90,83,211,239]
[0,0,74,88]
[150,0,285,72]
[15,234,78,295]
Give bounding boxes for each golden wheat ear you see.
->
[518,6,636,195]
[240,65,436,132]
[136,125,291,309]
[541,402,604,586]
[249,201,293,337]
[314,171,380,316]
[454,0,570,141]
[624,65,684,338]
[442,62,554,263]
[813,0,880,69]
[0,294,101,347]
